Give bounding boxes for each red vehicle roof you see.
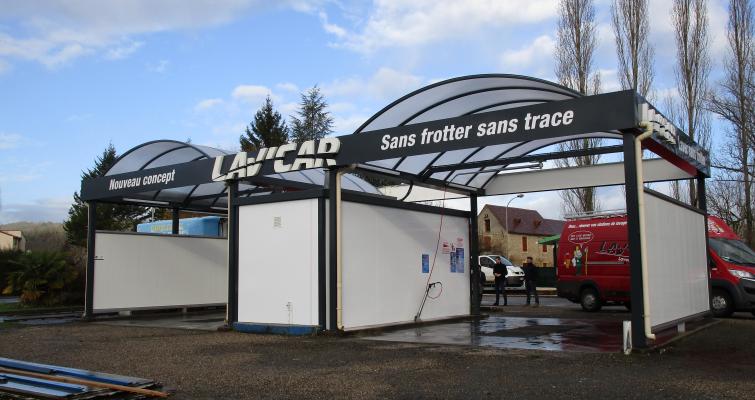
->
[707,216,741,240]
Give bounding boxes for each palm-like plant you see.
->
[3,252,78,305]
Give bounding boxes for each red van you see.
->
[556,214,755,317]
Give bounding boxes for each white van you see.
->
[478,255,526,289]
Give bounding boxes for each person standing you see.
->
[493,257,508,306]
[522,256,540,307]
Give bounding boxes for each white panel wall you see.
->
[237,199,319,326]
[94,232,227,312]
[341,202,470,330]
[645,193,709,329]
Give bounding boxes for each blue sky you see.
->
[0,0,731,223]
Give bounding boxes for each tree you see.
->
[673,0,712,207]
[3,251,78,306]
[612,0,654,97]
[290,86,334,143]
[239,95,289,152]
[63,144,149,247]
[555,0,602,214]
[707,0,755,246]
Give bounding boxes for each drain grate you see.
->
[485,324,582,338]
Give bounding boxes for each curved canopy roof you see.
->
[104,140,380,210]
[353,74,622,189]
[84,74,698,208]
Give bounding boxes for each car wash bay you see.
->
[79,74,712,351]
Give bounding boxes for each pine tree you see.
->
[63,144,149,247]
[239,95,289,152]
[290,86,334,143]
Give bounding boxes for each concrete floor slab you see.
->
[96,311,226,331]
[362,315,623,353]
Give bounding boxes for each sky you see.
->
[0,0,732,224]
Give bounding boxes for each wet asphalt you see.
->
[0,300,753,399]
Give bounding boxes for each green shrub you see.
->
[2,251,80,306]
[0,249,23,295]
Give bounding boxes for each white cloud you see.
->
[318,11,347,38]
[104,40,143,60]
[276,82,300,93]
[0,133,22,150]
[194,98,224,111]
[232,84,275,104]
[147,59,169,73]
[333,114,370,135]
[597,68,620,92]
[499,35,556,75]
[323,67,423,101]
[325,0,558,53]
[0,0,322,69]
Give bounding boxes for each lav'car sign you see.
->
[212,138,341,181]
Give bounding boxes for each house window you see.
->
[542,244,548,252]
[484,218,491,233]
[521,236,527,252]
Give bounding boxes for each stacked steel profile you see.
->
[0,358,166,398]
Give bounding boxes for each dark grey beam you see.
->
[171,208,180,234]
[623,133,647,349]
[226,181,239,326]
[84,202,97,320]
[469,194,481,315]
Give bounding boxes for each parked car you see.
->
[556,213,755,317]
[478,255,525,289]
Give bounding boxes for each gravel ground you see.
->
[1,313,754,399]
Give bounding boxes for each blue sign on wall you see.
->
[422,254,429,273]
[456,248,465,273]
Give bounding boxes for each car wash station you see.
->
[79,75,711,351]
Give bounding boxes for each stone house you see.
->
[0,230,26,252]
[478,205,563,266]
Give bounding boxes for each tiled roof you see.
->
[481,205,564,236]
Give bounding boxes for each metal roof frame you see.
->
[80,74,709,210]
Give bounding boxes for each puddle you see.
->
[362,316,622,353]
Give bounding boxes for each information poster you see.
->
[456,248,465,273]
[450,251,457,273]
[422,254,429,273]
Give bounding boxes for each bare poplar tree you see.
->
[673,0,712,207]
[612,0,654,97]
[555,0,602,214]
[707,0,755,245]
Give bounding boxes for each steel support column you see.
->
[697,174,713,315]
[83,202,97,320]
[469,194,481,315]
[171,207,180,234]
[327,169,339,331]
[227,181,239,326]
[623,132,647,349]
[317,197,327,330]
